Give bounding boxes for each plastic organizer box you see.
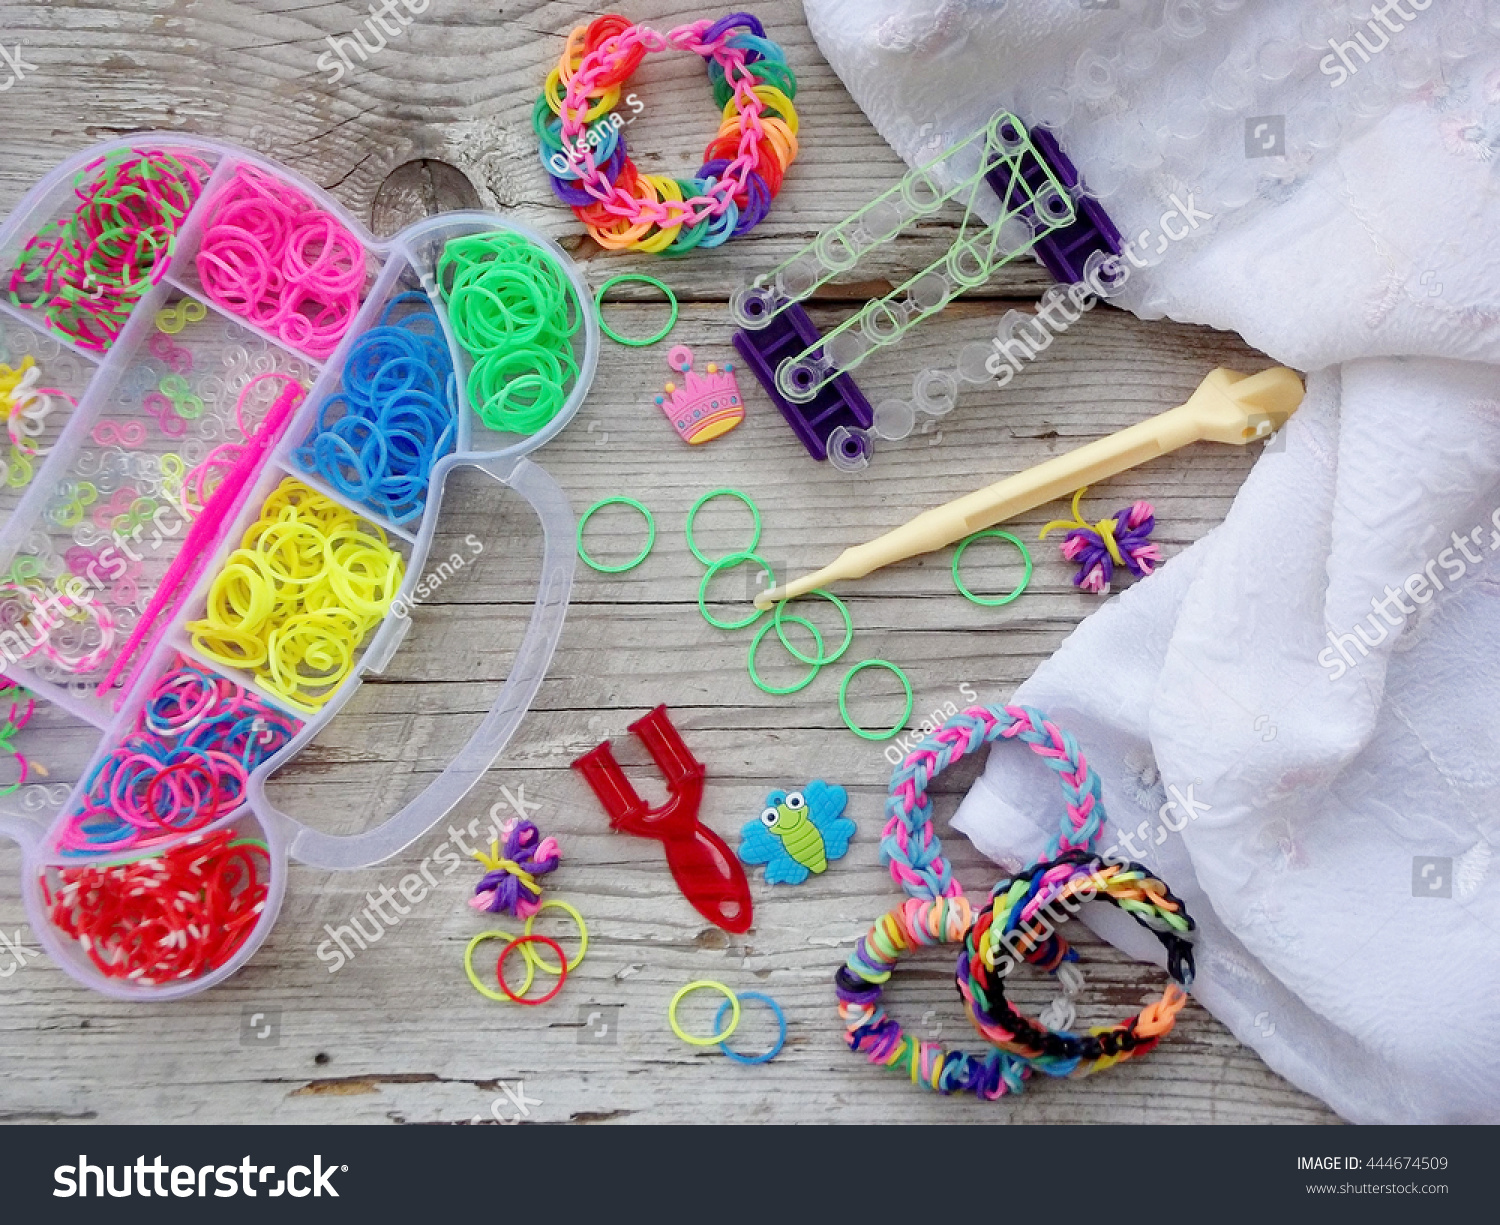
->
[0,136,596,999]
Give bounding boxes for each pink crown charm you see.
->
[655,345,745,444]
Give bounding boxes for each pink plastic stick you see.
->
[94,378,306,703]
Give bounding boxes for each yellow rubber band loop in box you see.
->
[186,477,405,710]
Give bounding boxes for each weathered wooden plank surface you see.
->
[0,0,1340,1124]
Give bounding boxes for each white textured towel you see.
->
[802,0,1500,1122]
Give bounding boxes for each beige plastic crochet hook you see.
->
[755,365,1304,609]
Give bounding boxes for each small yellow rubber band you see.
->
[522,898,589,974]
[669,980,741,1046]
[464,929,533,1003]
[1039,486,1127,568]
[635,176,685,254]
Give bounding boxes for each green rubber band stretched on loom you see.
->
[772,588,853,666]
[838,659,914,741]
[748,614,824,695]
[951,529,1033,607]
[593,273,678,346]
[685,487,762,567]
[698,551,773,630]
[577,496,656,573]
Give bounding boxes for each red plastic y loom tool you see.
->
[571,705,753,933]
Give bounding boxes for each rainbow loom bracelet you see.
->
[957,849,1195,1076]
[537,12,798,253]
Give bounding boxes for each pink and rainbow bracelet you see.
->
[836,703,1197,1099]
[536,12,799,253]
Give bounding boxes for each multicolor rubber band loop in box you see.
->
[7,148,211,352]
[46,828,270,985]
[685,487,761,566]
[143,759,222,832]
[593,274,678,347]
[0,685,37,799]
[577,496,655,573]
[698,551,772,630]
[54,658,301,856]
[838,659,913,741]
[836,702,1195,1100]
[714,991,787,1064]
[669,979,741,1045]
[539,13,799,252]
[952,529,1032,607]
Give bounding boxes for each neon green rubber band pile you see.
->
[437,230,583,434]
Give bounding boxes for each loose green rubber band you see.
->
[685,488,762,567]
[951,529,1033,607]
[593,273,678,347]
[698,551,773,630]
[839,659,914,742]
[577,496,655,573]
[748,614,824,695]
[772,588,854,667]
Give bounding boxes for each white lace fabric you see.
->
[802,0,1500,1122]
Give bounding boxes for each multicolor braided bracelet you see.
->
[836,893,1033,1099]
[836,703,1196,1099]
[537,12,798,253]
[958,849,1195,1077]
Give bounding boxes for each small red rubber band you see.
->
[144,759,221,832]
[496,934,569,1005]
